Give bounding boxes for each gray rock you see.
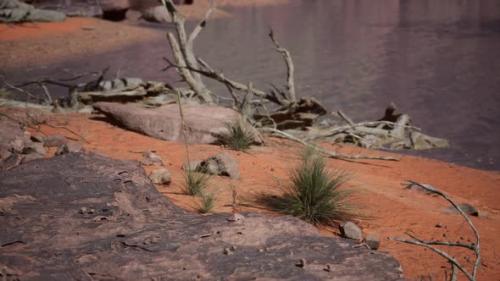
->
[0,116,46,167]
[0,0,65,23]
[295,258,307,268]
[93,102,262,145]
[141,151,163,166]
[141,5,170,23]
[42,135,68,148]
[198,153,240,179]
[365,233,381,250]
[227,213,245,223]
[340,221,363,241]
[55,142,83,155]
[20,152,45,164]
[149,168,171,185]
[100,0,130,21]
[0,153,404,281]
[22,141,46,155]
[100,0,130,10]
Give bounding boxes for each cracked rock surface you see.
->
[0,153,404,280]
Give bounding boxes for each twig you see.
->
[43,123,89,144]
[337,110,355,127]
[393,180,481,281]
[1,79,40,102]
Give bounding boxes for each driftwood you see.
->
[161,0,214,103]
[269,30,296,103]
[157,0,448,158]
[0,0,449,165]
[303,108,448,151]
[263,127,400,162]
[393,180,481,281]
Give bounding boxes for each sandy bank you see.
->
[0,0,287,69]
[3,108,496,281]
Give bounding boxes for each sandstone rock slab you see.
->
[94,102,261,144]
[0,153,404,281]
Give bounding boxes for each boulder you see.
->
[93,102,261,144]
[340,221,363,241]
[149,168,171,185]
[141,5,170,23]
[141,150,163,166]
[100,0,130,21]
[197,153,240,179]
[100,0,130,11]
[0,153,404,280]
[55,142,83,155]
[365,233,381,250]
[0,116,46,169]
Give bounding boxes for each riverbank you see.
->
[1,2,500,279]
[0,106,496,281]
[0,0,287,69]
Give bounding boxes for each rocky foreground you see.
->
[0,152,403,280]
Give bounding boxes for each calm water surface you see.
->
[4,0,500,170]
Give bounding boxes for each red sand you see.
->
[20,111,499,281]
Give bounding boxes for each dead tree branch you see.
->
[269,30,296,102]
[263,127,400,162]
[393,180,481,281]
[161,0,214,103]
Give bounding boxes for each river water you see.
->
[4,0,500,170]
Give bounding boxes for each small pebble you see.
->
[295,258,306,268]
[323,264,331,272]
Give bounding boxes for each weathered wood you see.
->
[269,30,296,102]
[263,127,400,162]
[394,180,481,281]
[161,0,213,103]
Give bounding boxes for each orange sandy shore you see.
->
[11,111,498,281]
[0,0,287,68]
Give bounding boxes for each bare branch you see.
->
[393,180,481,281]
[337,110,355,126]
[392,236,473,280]
[187,0,215,45]
[269,30,296,102]
[196,58,268,98]
[161,0,213,103]
[262,127,400,162]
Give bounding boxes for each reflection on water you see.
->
[194,0,500,170]
[3,0,500,170]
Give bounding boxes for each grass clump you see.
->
[259,147,355,225]
[219,119,255,151]
[198,192,216,214]
[184,169,210,196]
